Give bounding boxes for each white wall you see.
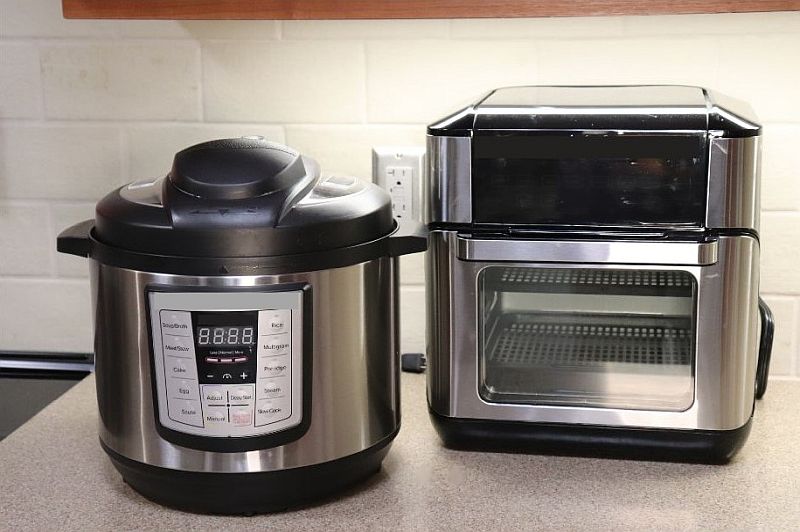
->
[0,2,798,376]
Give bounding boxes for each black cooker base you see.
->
[429,408,752,464]
[101,428,396,515]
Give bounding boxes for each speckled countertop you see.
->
[1,374,799,531]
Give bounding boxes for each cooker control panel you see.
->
[148,290,303,439]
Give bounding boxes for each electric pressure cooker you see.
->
[425,86,774,463]
[57,137,426,513]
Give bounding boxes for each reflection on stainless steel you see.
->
[706,136,760,232]
[92,258,399,473]
[457,237,719,266]
[425,135,471,225]
[426,230,758,431]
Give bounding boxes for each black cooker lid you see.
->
[93,137,395,259]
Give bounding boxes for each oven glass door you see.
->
[478,266,696,411]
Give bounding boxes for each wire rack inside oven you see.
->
[487,268,694,297]
[488,313,693,368]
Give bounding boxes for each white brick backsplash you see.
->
[537,37,718,87]
[0,202,52,276]
[126,124,285,181]
[50,202,95,278]
[400,285,425,354]
[0,124,123,200]
[452,16,625,39]
[623,11,800,36]
[761,212,800,295]
[41,43,201,120]
[717,34,800,123]
[0,43,42,119]
[0,0,118,38]
[0,278,92,353]
[623,12,800,37]
[0,6,798,377]
[761,124,800,212]
[284,125,423,179]
[367,40,538,123]
[761,296,798,376]
[400,252,425,286]
[177,20,280,40]
[203,41,365,123]
[95,20,279,40]
[283,19,449,40]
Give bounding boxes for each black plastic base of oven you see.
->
[429,408,752,464]
[101,428,396,515]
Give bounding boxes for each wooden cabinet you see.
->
[62,0,800,20]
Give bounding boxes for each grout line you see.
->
[44,203,57,278]
[361,41,368,124]
[119,128,130,185]
[196,43,205,122]
[791,299,800,377]
[0,275,89,283]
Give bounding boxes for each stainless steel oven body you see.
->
[424,86,773,462]
[427,231,758,431]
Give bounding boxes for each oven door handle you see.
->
[755,297,774,400]
[456,236,718,265]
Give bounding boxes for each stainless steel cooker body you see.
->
[92,257,400,474]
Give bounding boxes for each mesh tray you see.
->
[485,268,694,297]
[487,312,692,368]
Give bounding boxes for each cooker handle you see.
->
[57,219,94,258]
[755,297,774,400]
[387,219,428,257]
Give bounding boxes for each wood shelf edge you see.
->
[62,0,800,21]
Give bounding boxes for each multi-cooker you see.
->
[425,85,774,463]
[57,137,426,513]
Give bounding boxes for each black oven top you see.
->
[428,85,760,139]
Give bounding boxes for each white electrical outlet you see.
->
[372,146,425,221]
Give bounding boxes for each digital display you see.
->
[196,326,255,346]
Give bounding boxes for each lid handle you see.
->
[168,137,307,201]
[387,219,428,257]
[56,219,93,258]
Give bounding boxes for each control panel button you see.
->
[257,377,289,399]
[167,398,203,427]
[255,398,291,426]
[202,386,226,404]
[204,406,228,426]
[228,386,254,403]
[259,334,290,357]
[257,356,290,378]
[165,355,198,380]
[260,310,290,336]
[230,407,252,426]
[162,334,195,358]
[167,378,200,402]
[159,310,192,334]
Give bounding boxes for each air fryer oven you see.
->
[425,86,774,463]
